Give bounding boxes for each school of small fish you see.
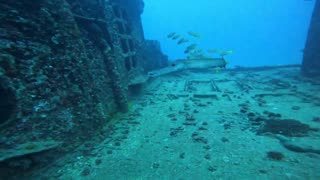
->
[166,31,233,59]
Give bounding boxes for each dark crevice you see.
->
[131,56,137,68]
[120,39,129,53]
[117,21,125,34]
[125,57,131,71]
[0,81,16,129]
[112,5,120,18]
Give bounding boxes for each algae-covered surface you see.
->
[32,67,320,179]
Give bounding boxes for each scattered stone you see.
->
[193,137,208,144]
[120,135,127,140]
[184,104,191,111]
[122,130,129,135]
[171,118,178,122]
[80,167,91,176]
[263,111,281,119]
[240,108,247,113]
[247,112,256,117]
[249,116,265,126]
[259,169,268,174]
[179,152,185,159]
[238,103,249,108]
[266,151,284,161]
[221,137,229,143]
[167,94,178,100]
[291,106,301,110]
[152,162,160,169]
[208,166,217,172]
[185,115,195,121]
[183,122,197,126]
[223,123,232,130]
[197,103,207,107]
[203,145,211,150]
[312,117,320,123]
[198,126,208,131]
[191,132,198,137]
[170,127,184,137]
[204,154,211,160]
[95,159,102,165]
[127,121,140,125]
[233,161,240,165]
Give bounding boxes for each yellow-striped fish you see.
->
[167,32,176,38]
[187,31,202,38]
[184,43,197,53]
[172,34,180,40]
[177,38,189,44]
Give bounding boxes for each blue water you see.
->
[142,0,315,67]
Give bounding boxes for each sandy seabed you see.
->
[34,67,320,180]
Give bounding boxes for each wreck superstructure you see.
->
[302,0,320,77]
[0,0,167,176]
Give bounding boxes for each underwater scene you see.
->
[0,0,320,179]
